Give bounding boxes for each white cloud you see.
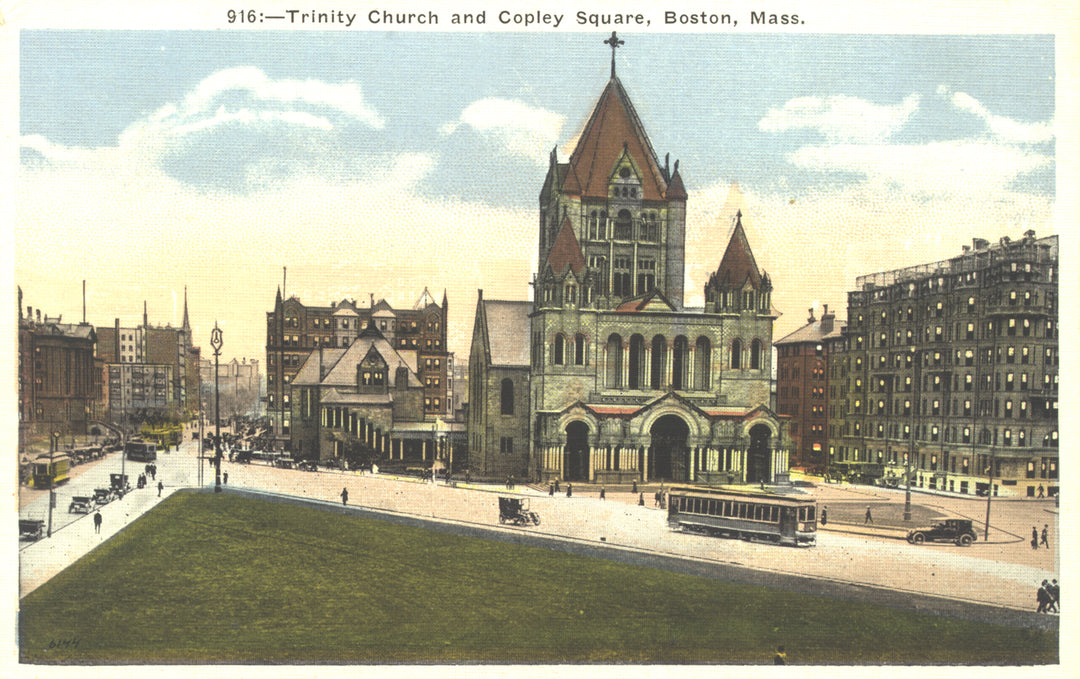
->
[786,140,1051,199]
[944,88,1054,145]
[442,98,565,163]
[758,94,920,143]
[177,66,385,130]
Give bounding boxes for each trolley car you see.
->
[667,487,817,547]
[125,440,158,462]
[31,454,70,489]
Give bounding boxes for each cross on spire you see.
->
[604,31,624,78]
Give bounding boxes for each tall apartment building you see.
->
[95,291,200,420]
[828,231,1059,497]
[266,289,450,442]
[775,305,843,471]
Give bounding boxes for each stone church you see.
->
[469,36,789,485]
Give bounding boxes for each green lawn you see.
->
[19,491,1056,664]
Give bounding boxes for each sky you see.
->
[15,29,1057,364]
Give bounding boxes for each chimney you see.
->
[36,309,41,323]
[115,318,121,363]
[821,304,834,335]
[973,238,990,251]
[807,307,816,324]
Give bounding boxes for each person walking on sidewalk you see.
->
[158,480,164,497]
[1032,526,1040,549]
[1041,524,1050,549]
[864,506,873,524]
[600,486,606,500]
[1037,580,1052,613]
[341,487,349,506]
[821,506,828,526]
[93,511,102,534]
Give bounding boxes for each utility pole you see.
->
[211,323,223,493]
[984,460,994,541]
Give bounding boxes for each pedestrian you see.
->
[1038,484,1045,498]
[1041,524,1049,549]
[554,479,560,493]
[600,486,606,500]
[1032,526,1040,549]
[821,506,828,526]
[93,510,102,534]
[638,492,645,506]
[654,490,661,507]
[1037,580,1052,613]
[632,480,637,494]
[341,487,348,505]
[465,470,471,484]
[157,480,163,497]
[1048,579,1060,613]
[549,483,554,496]
[660,492,666,509]
[567,483,572,498]
[773,645,787,665]
[864,506,873,524]
[223,471,229,485]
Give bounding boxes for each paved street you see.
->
[19,437,1060,624]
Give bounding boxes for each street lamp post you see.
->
[984,461,993,541]
[47,431,60,538]
[211,324,223,493]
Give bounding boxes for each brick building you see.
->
[828,231,1059,497]
[775,305,843,472]
[17,292,97,438]
[266,289,451,444]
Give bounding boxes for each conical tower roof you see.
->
[546,216,587,277]
[714,211,763,289]
[562,77,668,201]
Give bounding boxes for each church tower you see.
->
[536,33,688,313]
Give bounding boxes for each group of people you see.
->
[1036,579,1060,613]
[1031,524,1050,550]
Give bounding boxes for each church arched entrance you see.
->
[649,415,690,481]
[564,421,590,482]
[746,424,773,484]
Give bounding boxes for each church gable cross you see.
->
[604,31,624,78]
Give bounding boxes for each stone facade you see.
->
[465,55,789,485]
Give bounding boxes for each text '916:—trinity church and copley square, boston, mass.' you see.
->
[227,9,802,29]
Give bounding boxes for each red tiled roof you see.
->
[546,216,586,276]
[714,213,763,289]
[565,77,667,201]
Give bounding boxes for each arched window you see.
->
[695,337,711,390]
[575,333,586,366]
[672,336,689,390]
[629,334,645,389]
[554,334,566,365]
[751,339,763,369]
[500,378,514,415]
[614,209,632,239]
[606,334,622,388]
[731,339,742,369]
[651,335,667,389]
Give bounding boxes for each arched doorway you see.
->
[746,424,773,483]
[650,415,690,481]
[564,421,590,482]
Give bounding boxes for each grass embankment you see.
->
[20,491,1056,664]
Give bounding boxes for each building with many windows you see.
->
[266,289,450,444]
[827,232,1059,496]
[17,293,97,438]
[468,45,789,485]
[775,305,843,472]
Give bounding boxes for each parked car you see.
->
[907,518,977,546]
[297,460,318,472]
[68,496,94,514]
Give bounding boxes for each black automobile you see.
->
[907,518,977,546]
